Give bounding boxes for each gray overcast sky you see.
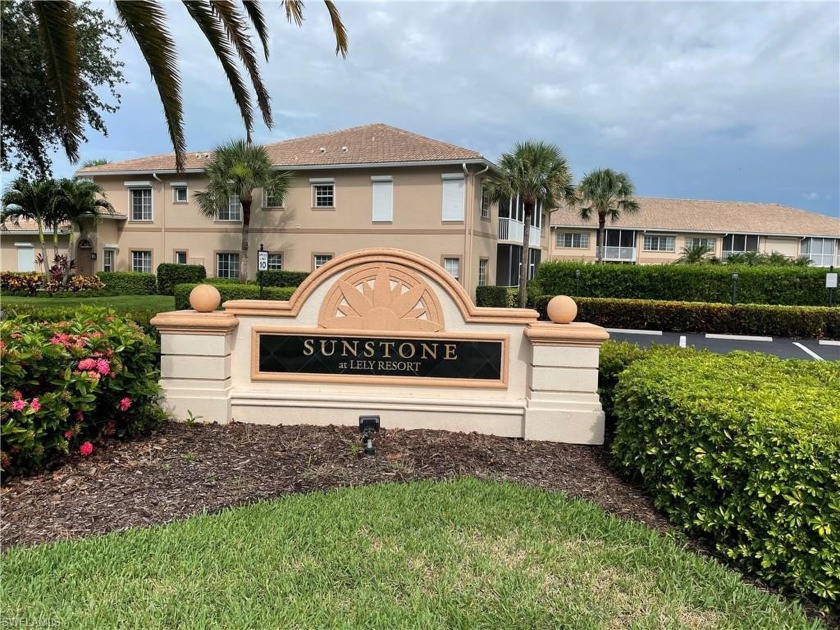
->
[43,0,840,219]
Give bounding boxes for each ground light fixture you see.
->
[359,415,380,456]
[731,272,739,305]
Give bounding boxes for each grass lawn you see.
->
[1,479,820,629]
[0,294,175,311]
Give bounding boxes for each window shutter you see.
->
[441,176,465,222]
[371,178,393,222]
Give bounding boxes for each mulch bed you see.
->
[1,421,673,549]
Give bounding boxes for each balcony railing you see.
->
[498,218,541,247]
[599,246,636,262]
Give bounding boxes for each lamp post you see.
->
[731,272,739,305]
[574,269,581,296]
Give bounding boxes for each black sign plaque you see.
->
[257,332,505,383]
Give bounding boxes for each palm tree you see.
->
[485,141,575,308]
[53,178,114,284]
[1,177,61,275]
[31,1,348,172]
[194,140,290,282]
[577,169,640,264]
[674,243,715,264]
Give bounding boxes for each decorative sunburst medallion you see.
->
[318,263,444,332]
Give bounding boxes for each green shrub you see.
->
[535,262,833,306]
[97,272,157,295]
[597,340,650,419]
[1,304,160,339]
[1,272,106,296]
[174,283,297,310]
[611,351,840,610]
[260,270,309,288]
[1,308,166,476]
[156,264,206,295]
[533,296,840,339]
[475,286,509,307]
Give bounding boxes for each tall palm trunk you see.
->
[36,219,49,276]
[597,212,607,264]
[239,200,251,282]
[518,203,533,308]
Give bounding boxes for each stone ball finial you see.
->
[189,284,221,313]
[546,295,577,324]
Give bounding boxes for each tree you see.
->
[674,243,717,264]
[1,178,62,275]
[485,141,575,307]
[82,159,111,168]
[19,0,348,174]
[52,178,115,285]
[577,169,640,264]
[1,1,125,178]
[194,140,291,282]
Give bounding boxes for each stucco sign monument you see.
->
[151,248,609,444]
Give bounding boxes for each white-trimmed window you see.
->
[686,237,715,250]
[556,232,589,249]
[175,251,188,265]
[263,189,284,208]
[371,176,393,222]
[217,194,241,221]
[311,179,335,208]
[723,234,759,257]
[480,187,491,220]
[643,235,676,252]
[267,253,283,270]
[131,251,152,274]
[443,257,461,281]
[478,259,488,286]
[102,249,115,272]
[172,185,188,203]
[216,253,239,279]
[441,174,465,222]
[314,254,333,269]
[801,238,837,267]
[130,188,152,221]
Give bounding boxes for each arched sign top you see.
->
[223,248,539,326]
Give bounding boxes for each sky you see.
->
[33,1,840,219]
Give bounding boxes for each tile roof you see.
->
[551,197,840,238]
[76,124,486,174]
[1,218,70,233]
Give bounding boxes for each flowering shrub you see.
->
[0,307,166,475]
[46,274,105,294]
[0,271,105,296]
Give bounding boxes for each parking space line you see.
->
[679,335,686,348]
[706,334,773,342]
[605,328,663,336]
[818,340,840,347]
[792,342,824,361]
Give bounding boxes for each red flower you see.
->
[119,397,132,412]
[79,442,94,456]
[65,430,74,439]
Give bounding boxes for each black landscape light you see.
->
[359,415,380,456]
[574,269,581,295]
[731,272,739,305]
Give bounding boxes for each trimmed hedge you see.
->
[611,351,840,610]
[535,262,833,306]
[534,296,840,339]
[156,264,206,296]
[475,286,510,307]
[1,304,161,340]
[96,272,157,295]
[174,283,296,310]
[259,270,309,288]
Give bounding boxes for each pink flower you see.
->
[79,442,93,456]
[30,398,41,412]
[12,390,22,400]
[86,371,101,380]
[65,430,74,440]
[78,358,96,371]
[0,340,6,351]
[96,358,111,376]
[119,397,132,412]
[50,336,63,345]
[10,399,26,412]
[74,338,86,348]
[75,411,84,422]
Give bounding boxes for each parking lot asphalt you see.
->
[605,329,840,362]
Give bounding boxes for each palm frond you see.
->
[114,1,186,172]
[183,0,255,140]
[32,1,83,163]
[242,0,270,59]
[211,0,272,128]
[323,0,348,58]
[281,0,303,26]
